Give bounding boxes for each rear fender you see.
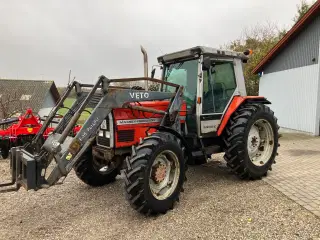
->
[217,96,271,136]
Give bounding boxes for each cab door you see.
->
[198,58,238,137]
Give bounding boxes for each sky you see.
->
[0,0,312,86]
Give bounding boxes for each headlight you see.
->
[98,130,110,138]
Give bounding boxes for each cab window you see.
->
[164,59,198,110]
[202,61,237,114]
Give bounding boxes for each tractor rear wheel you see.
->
[74,147,122,187]
[123,131,186,215]
[222,102,279,180]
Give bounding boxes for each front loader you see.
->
[0,46,279,215]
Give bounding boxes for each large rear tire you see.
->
[222,102,279,180]
[74,148,122,187]
[123,131,186,215]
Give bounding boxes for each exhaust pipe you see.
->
[140,45,148,90]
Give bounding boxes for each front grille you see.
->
[97,136,110,147]
[117,130,135,142]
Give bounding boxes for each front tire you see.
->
[123,132,186,215]
[74,147,122,187]
[222,102,279,180]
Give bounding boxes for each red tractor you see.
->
[0,108,81,159]
[1,46,279,216]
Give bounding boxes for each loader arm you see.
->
[0,75,184,192]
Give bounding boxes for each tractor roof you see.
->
[157,46,248,64]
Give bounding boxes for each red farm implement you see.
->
[0,108,81,159]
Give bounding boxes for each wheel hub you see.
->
[247,119,275,166]
[149,150,180,200]
[248,126,261,155]
[152,162,167,183]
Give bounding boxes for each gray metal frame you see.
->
[157,46,249,64]
[0,76,184,192]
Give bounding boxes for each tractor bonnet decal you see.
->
[117,118,162,125]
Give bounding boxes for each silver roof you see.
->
[157,46,248,63]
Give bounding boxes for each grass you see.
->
[57,98,92,125]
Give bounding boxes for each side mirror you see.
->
[151,68,156,79]
[243,49,253,56]
[202,57,211,70]
[202,57,216,71]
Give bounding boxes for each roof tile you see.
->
[0,79,60,118]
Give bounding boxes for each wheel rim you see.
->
[247,119,275,166]
[149,150,180,200]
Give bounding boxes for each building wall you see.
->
[259,63,320,135]
[263,14,320,74]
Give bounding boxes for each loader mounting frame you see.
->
[0,75,184,192]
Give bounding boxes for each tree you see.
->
[223,0,316,96]
[224,22,286,95]
[293,0,314,23]
[0,92,27,119]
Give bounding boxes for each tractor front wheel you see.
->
[223,102,279,180]
[123,132,186,215]
[74,148,122,187]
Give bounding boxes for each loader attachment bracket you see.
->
[0,147,46,192]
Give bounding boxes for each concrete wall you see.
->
[259,63,320,135]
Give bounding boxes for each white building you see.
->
[253,1,320,135]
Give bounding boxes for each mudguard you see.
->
[217,96,271,136]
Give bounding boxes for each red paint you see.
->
[72,125,82,136]
[216,96,266,136]
[0,108,82,142]
[112,101,187,148]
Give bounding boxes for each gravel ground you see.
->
[0,156,319,240]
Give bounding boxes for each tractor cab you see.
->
[157,46,249,136]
